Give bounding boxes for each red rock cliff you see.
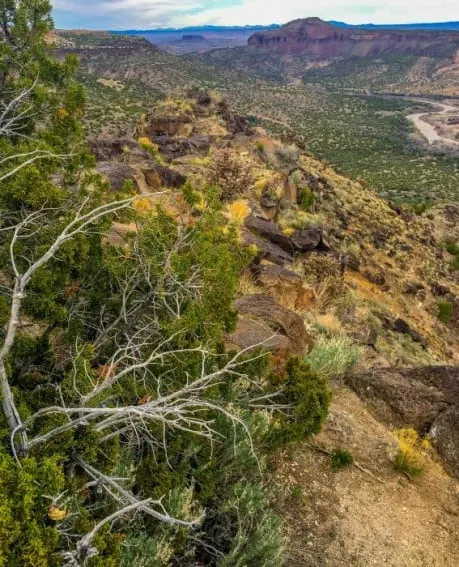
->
[248,17,459,58]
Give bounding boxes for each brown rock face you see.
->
[346,366,459,476]
[96,162,139,192]
[257,265,314,311]
[89,138,152,164]
[248,18,459,58]
[230,294,314,355]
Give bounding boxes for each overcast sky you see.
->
[53,1,459,30]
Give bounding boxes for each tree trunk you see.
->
[0,283,28,454]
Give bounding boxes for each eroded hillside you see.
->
[53,31,459,203]
[92,90,459,566]
[201,18,459,96]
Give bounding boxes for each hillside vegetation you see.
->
[54,32,459,203]
[1,6,458,565]
[88,88,459,565]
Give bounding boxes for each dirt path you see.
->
[406,99,459,146]
[273,388,459,567]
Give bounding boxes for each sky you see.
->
[53,1,459,30]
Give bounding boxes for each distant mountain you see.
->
[247,18,459,58]
[112,25,280,35]
[111,25,281,53]
[111,21,459,35]
[330,20,459,31]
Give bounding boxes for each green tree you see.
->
[0,4,331,564]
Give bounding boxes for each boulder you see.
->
[233,294,314,354]
[143,166,186,189]
[151,134,213,161]
[217,101,253,135]
[242,230,294,266]
[96,162,139,192]
[283,180,298,203]
[142,113,193,138]
[226,316,291,353]
[346,366,459,433]
[346,366,459,475]
[391,317,426,347]
[259,192,279,221]
[430,407,459,477]
[89,138,152,164]
[257,264,315,311]
[352,326,378,347]
[291,228,331,253]
[244,215,294,253]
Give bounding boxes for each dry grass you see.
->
[237,272,262,296]
[305,335,362,379]
[313,312,344,335]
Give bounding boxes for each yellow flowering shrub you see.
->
[226,199,250,225]
[394,428,431,476]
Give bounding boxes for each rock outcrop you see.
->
[346,366,459,476]
[248,18,459,59]
[228,294,314,355]
[96,162,139,192]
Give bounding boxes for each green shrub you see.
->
[298,187,316,211]
[290,485,304,499]
[0,454,67,567]
[445,242,459,271]
[437,301,454,324]
[255,141,265,153]
[330,449,354,471]
[216,483,285,567]
[411,201,432,215]
[445,242,459,256]
[268,357,331,447]
[305,336,361,380]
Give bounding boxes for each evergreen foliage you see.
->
[0,4,331,564]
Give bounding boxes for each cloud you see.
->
[52,0,459,30]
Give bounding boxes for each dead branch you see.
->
[1,197,134,455]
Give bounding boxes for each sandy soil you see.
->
[407,99,459,146]
[273,388,459,567]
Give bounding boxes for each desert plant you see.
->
[267,357,331,448]
[305,336,361,380]
[298,187,316,212]
[437,301,454,324]
[312,313,343,336]
[330,449,354,470]
[275,144,300,165]
[394,429,431,476]
[138,137,163,163]
[445,242,459,256]
[411,201,433,215]
[255,141,265,153]
[226,199,251,225]
[207,148,253,201]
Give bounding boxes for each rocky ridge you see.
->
[92,91,459,565]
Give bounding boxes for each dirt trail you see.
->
[407,99,459,146]
[273,389,459,567]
